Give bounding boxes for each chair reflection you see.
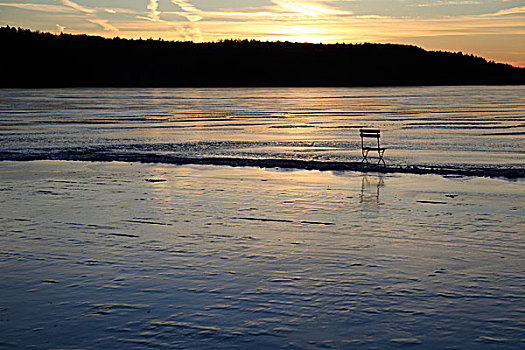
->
[359,174,384,211]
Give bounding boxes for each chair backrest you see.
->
[360,129,380,139]
[360,129,381,150]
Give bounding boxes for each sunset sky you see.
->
[1,0,524,67]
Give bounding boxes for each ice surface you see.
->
[0,161,523,349]
[1,86,523,348]
[1,86,524,174]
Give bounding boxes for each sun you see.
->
[264,26,339,43]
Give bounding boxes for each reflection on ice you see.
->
[360,174,385,211]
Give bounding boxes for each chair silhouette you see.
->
[360,129,386,166]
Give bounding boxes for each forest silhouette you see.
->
[1,26,524,88]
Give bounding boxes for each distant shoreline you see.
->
[2,83,524,89]
[2,26,524,88]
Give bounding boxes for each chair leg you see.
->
[377,150,386,166]
[361,150,369,164]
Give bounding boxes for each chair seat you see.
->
[363,147,387,151]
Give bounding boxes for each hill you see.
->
[1,26,523,87]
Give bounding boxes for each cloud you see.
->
[482,6,525,17]
[176,23,202,41]
[60,0,95,14]
[56,24,65,33]
[159,0,353,23]
[0,2,74,13]
[416,1,482,6]
[164,1,203,41]
[0,2,141,17]
[270,0,352,17]
[147,0,161,22]
[88,19,118,33]
[170,0,203,21]
[104,7,141,15]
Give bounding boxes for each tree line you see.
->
[1,26,523,87]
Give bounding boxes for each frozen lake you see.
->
[1,86,524,172]
[1,86,524,348]
[0,161,523,349]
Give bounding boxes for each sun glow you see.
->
[264,26,340,43]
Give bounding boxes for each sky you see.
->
[1,0,524,67]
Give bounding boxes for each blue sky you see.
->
[1,0,524,66]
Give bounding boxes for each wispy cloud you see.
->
[159,0,353,23]
[167,1,203,41]
[60,0,95,14]
[270,0,352,17]
[0,2,138,17]
[416,1,482,7]
[147,0,161,22]
[87,19,118,33]
[482,5,525,17]
[57,1,122,34]
[104,7,141,15]
[170,0,203,21]
[0,2,74,13]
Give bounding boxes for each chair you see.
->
[360,129,386,166]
